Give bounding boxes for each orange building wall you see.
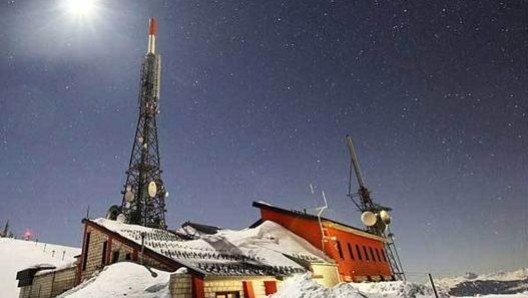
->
[260,209,392,281]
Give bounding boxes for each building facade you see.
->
[17,201,395,297]
[252,201,393,282]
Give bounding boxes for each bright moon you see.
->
[65,0,96,18]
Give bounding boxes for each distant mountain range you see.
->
[436,269,528,296]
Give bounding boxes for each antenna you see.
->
[345,134,406,281]
[119,18,167,229]
[315,190,329,251]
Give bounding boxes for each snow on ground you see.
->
[0,238,80,298]
[57,262,171,298]
[271,273,442,298]
[270,273,528,298]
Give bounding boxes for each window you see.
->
[370,247,376,262]
[381,249,388,262]
[125,253,131,261]
[375,248,382,262]
[363,246,369,261]
[336,241,344,259]
[355,244,362,261]
[112,251,120,264]
[82,232,91,271]
[101,241,108,265]
[215,291,240,298]
[347,243,355,260]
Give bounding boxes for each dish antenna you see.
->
[380,209,391,225]
[116,214,126,223]
[361,211,377,226]
[125,190,135,202]
[148,181,157,198]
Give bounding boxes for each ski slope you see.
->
[0,238,80,298]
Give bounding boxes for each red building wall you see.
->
[259,208,392,281]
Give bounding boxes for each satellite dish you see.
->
[116,214,126,223]
[148,181,157,198]
[380,210,391,225]
[138,136,144,143]
[125,191,134,202]
[164,191,169,198]
[106,205,120,220]
[125,202,131,208]
[361,211,377,226]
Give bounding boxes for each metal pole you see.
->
[428,273,439,298]
[140,232,145,265]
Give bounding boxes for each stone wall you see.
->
[200,277,284,298]
[28,272,53,298]
[169,273,193,298]
[204,279,244,298]
[80,224,177,282]
[19,285,32,298]
[17,266,77,298]
[81,225,108,280]
[50,267,77,296]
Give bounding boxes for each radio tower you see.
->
[346,135,406,280]
[120,18,167,229]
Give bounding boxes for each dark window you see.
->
[376,249,382,262]
[101,241,108,265]
[370,247,376,262]
[112,251,120,263]
[82,232,91,271]
[381,249,388,262]
[125,253,131,260]
[336,241,344,259]
[215,292,240,298]
[355,244,362,260]
[347,243,355,260]
[363,246,370,261]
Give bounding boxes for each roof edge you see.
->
[252,201,385,242]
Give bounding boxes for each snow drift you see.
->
[57,262,171,298]
[270,273,445,298]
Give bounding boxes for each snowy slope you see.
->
[0,238,80,298]
[271,274,444,298]
[58,262,171,298]
[271,274,528,298]
[436,269,528,296]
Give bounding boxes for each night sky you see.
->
[1,0,527,280]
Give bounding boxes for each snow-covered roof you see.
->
[252,201,385,241]
[89,218,332,277]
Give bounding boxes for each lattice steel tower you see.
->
[120,18,167,229]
